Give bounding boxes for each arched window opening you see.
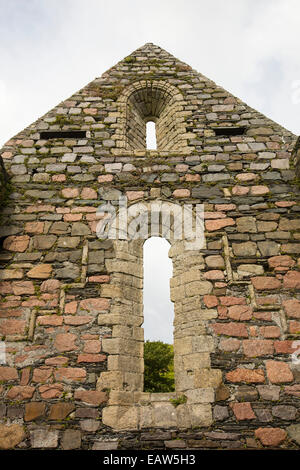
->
[143,237,174,392]
[120,81,189,152]
[146,121,157,150]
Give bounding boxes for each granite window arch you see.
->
[113,80,193,154]
[97,200,217,431]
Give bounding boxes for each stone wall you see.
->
[0,43,299,450]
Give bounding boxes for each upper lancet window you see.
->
[114,80,192,154]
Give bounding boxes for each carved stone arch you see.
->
[96,199,217,431]
[113,80,193,154]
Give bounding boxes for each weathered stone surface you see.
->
[27,264,52,279]
[0,424,25,449]
[25,402,46,421]
[213,405,229,421]
[257,385,280,401]
[226,368,265,383]
[286,424,300,445]
[255,427,286,447]
[61,429,81,450]
[3,235,30,252]
[272,405,297,420]
[30,427,59,448]
[48,403,75,420]
[231,402,255,420]
[265,361,293,384]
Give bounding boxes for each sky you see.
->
[1,0,300,342]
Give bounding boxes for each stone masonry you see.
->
[0,43,299,450]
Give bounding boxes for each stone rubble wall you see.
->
[0,43,299,450]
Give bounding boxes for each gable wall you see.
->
[0,43,299,450]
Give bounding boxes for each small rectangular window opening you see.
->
[40,131,87,139]
[214,127,246,136]
[146,121,157,150]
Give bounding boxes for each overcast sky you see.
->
[1,0,300,342]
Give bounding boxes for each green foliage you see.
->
[144,340,175,393]
[170,394,187,407]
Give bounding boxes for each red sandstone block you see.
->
[24,221,44,234]
[219,296,246,306]
[54,333,78,352]
[243,340,274,357]
[25,204,55,213]
[126,190,145,201]
[98,175,113,183]
[231,402,255,420]
[275,201,296,207]
[45,356,69,366]
[203,270,224,280]
[217,306,228,319]
[81,187,97,199]
[260,326,281,338]
[212,322,248,338]
[79,298,110,312]
[77,354,106,363]
[27,264,52,279]
[24,402,46,421]
[205,218,235,231]
[274,340,297,354]
[0,282,13,294]
[20,367,30,386]
[227,305,252,321]
[283,385,300,398]
[62,188,79,198]
[173,189,190,198]
[289,320,300,333]
[6,385,35,400]
[250,185,269,195]
[0,366,18,381]
[52,174,66,182]
[0,319,26,335]
[265,360,293,384]
[215,204,236,211]
[251,277,281,290]
[11,281,35,295]
[268,255,295,269]
[74,389,107,406]
[64,213,82,222]
[255,428,286,447]
[63,316,92,325]
[226,368,265,383]
[203,295,218,307]
[232,185,249,195]
[283,271,300,289]
[39,383,64,399]
[219,338,240,352]
[37,315,63,327]
[54,367,86,383]
[253,311,272,321]
[40,279,60,292]
[0,308,23,318]
[64,301,78,314]
[83,340,101,353]
[282,299,300,319]
[185,174,201,182]
[32,367,53,383]
[3,235,29,252]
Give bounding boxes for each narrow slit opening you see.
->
[146,121,157,150]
